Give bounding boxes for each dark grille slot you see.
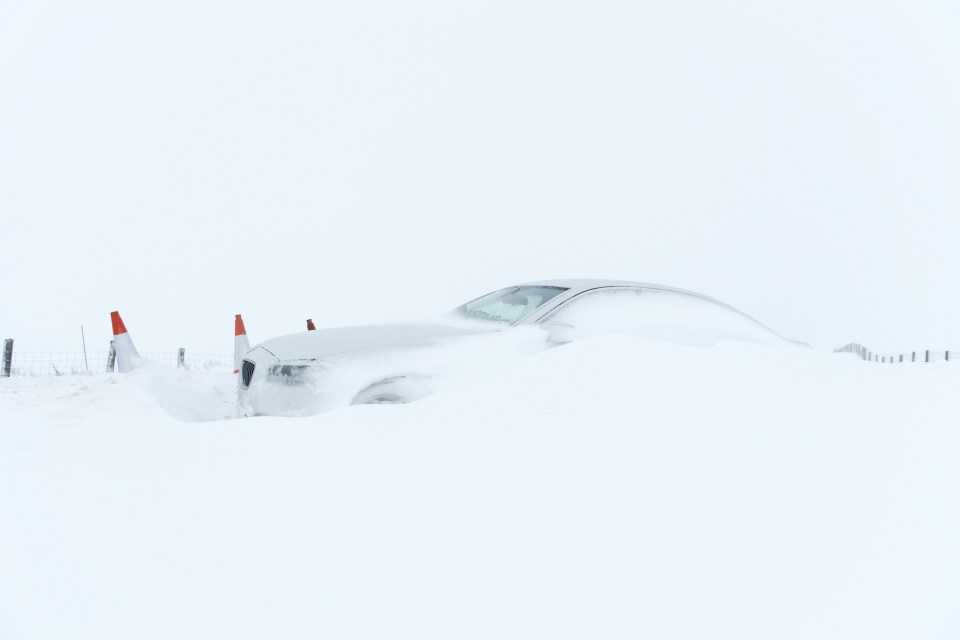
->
[240,360,255,388]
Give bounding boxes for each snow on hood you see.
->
[255,321,493,361]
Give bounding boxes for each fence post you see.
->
[2,339,12,378]
[925,350,930,363]
[912,351,916,362]
[947,351,951,362]
[178,348,185,369]
[106,340,116,372]
[80,325,89,371]
[899,354,903,363]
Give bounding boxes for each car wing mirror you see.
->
[540,320,577,345]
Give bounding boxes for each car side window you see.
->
[544,287,646,335]
[544,287,780,346]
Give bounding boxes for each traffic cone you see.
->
[110,311,141,373]
[234,314,251,374]
[306,319,316,331]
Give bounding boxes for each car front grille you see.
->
[240,359,255,388]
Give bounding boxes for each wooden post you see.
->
[947,351,951,362]
[80,325,89,371]
[1,339,12,378]
[178,348,185,368]
[912,351,916,362]
[925,350,930,363]
[106,340,116,372]
[899,354,903,363]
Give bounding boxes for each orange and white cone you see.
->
[234,314,251,374]
[111,311,141,373]
[306,319,316,331]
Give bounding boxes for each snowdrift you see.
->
[1,336,959,639]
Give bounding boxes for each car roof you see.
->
[518,279,763,322]
[518,278,699,296]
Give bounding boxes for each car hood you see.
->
[254,321,495,361]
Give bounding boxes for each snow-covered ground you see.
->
[2,337,959,639]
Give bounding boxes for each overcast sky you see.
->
[2,0,958,355]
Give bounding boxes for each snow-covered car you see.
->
[237,279,801,416]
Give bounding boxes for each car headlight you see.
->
[267,362,321,386]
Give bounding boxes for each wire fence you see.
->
[834,343,954,364]
[4,349,233,377]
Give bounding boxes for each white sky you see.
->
[2,0,959,355]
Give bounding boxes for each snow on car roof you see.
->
[519,278,704,297]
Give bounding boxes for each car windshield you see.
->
[456,286,568,325]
